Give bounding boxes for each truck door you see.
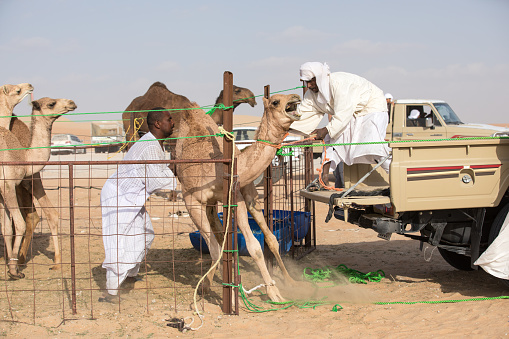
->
[400,104,446,140]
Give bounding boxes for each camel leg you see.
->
[24,174,61,270]
[16,182,40,265]
[183,194,221,294]
[1,184,27,278]
[241,183,296,285]
[235,192,284,302]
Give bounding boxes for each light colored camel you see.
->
[11,117,61,270]
[0,83,33,130]
[122,81,256,143]
[175,93,301,302]
[0,97,76,278]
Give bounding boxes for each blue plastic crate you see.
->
[271,210,311,242]
[188,211,294,256]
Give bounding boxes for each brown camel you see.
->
[174,93,301,302]
[121,82,256,143]
[0,97,77,278]
[0,83,33,130]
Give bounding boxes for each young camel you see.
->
[122,81,256,142]
[0,83,34,130]
[0,83,62,269]
[175,93,301,302]
[0,97,77,278]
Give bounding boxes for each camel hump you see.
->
[149,81,168,90]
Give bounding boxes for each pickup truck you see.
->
[301,99,509,286]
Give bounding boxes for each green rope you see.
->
[3,85,305,119]
[280,136,509,150]
[303,264,385,286]
[0,131,231,152]
[374,296,509,305]
[205,103,235,116]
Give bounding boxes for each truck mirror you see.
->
[425,117,433,128]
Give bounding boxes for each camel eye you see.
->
[48,102,56,108]
[235,89,241,94]
[16,89,21,94]
[271,100,280,106]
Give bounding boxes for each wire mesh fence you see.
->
[0,143,314,324]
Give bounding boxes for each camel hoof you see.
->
[266,285,285,303]
[7,270,25,280]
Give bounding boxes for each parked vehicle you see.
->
[91,121,124,153]
[301,99,509,286]
[51,134,86,154]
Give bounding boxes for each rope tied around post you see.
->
[205,103,234,116]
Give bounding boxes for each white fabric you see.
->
[321,134,341,171]
[385,93,393,100]
[327,111,391,172]
[300,62,331,104]
[409,109,420,119]
[291,72,388,140]
[474,214,509,280]
[101,132,176,295]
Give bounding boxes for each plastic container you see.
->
[188,210,299,255]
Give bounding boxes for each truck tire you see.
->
[438,248,473,271]
[487,202,509,288]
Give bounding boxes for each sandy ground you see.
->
[1,153,508,338]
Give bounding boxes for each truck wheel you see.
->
[438,248,473,271]
[486,203,509,288]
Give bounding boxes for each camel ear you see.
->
[31,100,41,111]
[2,86,7,95]
[262,96,269,108]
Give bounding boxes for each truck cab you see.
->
[389,99,508,141]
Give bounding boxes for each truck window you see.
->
[434,103,463,125]
[406,105,434,127]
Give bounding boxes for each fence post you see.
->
[263,85,274,271]
[222,71,234,314]
[68,164,77,315]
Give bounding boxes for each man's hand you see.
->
[311,127,328,140]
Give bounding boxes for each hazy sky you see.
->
[1,0,508,125]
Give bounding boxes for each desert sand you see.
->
[0,151,507,338]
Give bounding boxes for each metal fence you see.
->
[0,143,315,324]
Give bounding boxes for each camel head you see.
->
[261,93,302,130]
[212,85,257,125]
[31,97,77,124]
[0,83,34,111]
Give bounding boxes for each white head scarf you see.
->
[409,109,420,119]
[300,62,331,104]
[385,93,393,100]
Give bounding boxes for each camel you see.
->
[174,93,302,302]
[0,83,33,130]
[121,82,256,143]
[0,97,77,278]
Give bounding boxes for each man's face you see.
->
[159,111,174,137]
[306,77,319,93]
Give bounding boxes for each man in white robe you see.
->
[290,62,391,174]
[101,107,177,300]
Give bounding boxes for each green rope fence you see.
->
[1,85,305,120]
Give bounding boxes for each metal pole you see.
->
[222,71,234,314]
[263,85,274,271]
[68,164,77,315]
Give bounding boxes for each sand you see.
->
[0,153,508,338]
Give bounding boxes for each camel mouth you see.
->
[285,99,301,119]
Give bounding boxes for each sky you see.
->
[1,0,508,126]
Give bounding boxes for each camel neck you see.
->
[25,115,53,175]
